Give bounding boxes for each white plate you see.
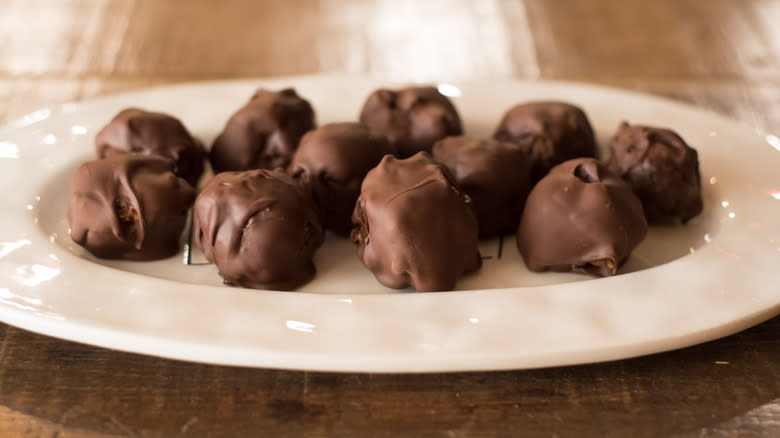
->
[0,75,778,372]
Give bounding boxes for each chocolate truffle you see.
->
[288,122,394,235]
[95,108,206,186]
[193,169,324,291]
[431,136,533,237]
[493,101,598,183]
[358,86,463,157]
[210,88,315,173]
[67,155,196,260]
[351,152,481,292]
[607,122,703,224]
[516,158,647,277]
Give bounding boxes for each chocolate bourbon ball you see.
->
[607,122,703,224]
[95,108,206,186]
[193,169,324,291]
[493,101,598,183]
[431,136,533,237]
[288,122,393,235]
[67,155,196,260]
[359,86,463,157]
[351,152,481,292]
[210,88,315,173]
[516,158,647,277]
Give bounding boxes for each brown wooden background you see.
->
[0,1,778,436]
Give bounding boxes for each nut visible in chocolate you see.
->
[351,152,481,292]
[95,108,206,186]
[493,101,598,183]
[516,158,647,277]
[67,155,196,260]
[193,169,324,291]
[607,122,703,224]
[359,86,463,158]
[210,88,315,173]
[288,122,393,235]
[431,136,533,237]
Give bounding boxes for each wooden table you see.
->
[1,1,778,436]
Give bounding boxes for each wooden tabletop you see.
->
[1,1,779,436]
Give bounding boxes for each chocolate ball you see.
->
[493,101,598,183]
[288,122,393,235]
[516,158,647,277]
[210,88,316,173]
[67,155,196,260]
[193,169,324,291]
[95,108,206,186]
[351,152,481,292]
[431,136,533,237]
[607,122,703,224]
[359,86,463,158]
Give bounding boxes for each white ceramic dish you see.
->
[0,75,778,372]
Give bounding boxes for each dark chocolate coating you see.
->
[431,136,533,237]
[210,88,315,173]
[288,122,393,235]
[351,152,481,292]
[95,108,206,186]
[607,122,703,224]
[67,155,196,260]
[493,101,598,183]
[358,86,463,158]
[516,158,647,277]
[193,169,324,291]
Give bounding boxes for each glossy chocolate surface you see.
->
[68,155,196,260]
[351,152,481,292]
[288,122,393,235]
[607,122,703,224]
[516,158,647,277]
[95,108,206,186]
[193,169,324,291]
[210,88,315,173]
[431,136,533,236]
[359,86,463,158]
[493,101,598,183]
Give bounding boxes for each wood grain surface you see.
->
[0,1,778,436]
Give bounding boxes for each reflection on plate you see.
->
[0,75,778,372]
